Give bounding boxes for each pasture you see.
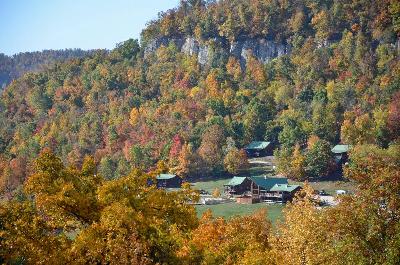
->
[195,203,285,224]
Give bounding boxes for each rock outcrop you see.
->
[144,36,291,67]
[181,37,199,56]
[143,37,185,56]
[181,37,211,65]
[230,38,290,66]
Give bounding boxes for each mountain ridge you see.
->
[0,0,398,193]
[0,49,100,89]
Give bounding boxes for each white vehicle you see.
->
[336,190,347,195]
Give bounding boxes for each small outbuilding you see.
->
[331,144,351,164]
[244,141,274,157]
[156,174,182,189]
[224,176,252,196]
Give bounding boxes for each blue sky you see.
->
[0,0,180,55]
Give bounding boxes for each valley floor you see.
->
[190,156,356,222]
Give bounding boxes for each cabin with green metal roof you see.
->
[244,141,274,157]
[266,184,302,202]
[332,144,351,154]
[223,176,252,196]
[332,144,351,165]
[250,176,288,201]
[250,176,288,190]
[156,174,182,188]
[225,175,302,203]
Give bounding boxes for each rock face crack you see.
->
[144,36,291,66]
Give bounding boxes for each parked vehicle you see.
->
[336,190,347,195]
[318,190,329,196]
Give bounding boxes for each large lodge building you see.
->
[224,176,301,204]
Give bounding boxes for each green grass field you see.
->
[191,177,285,224]
[191,178,230,194]
[288,180,356,195]
[195,203,285,224]
[191,169,285,224]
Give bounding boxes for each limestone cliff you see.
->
[144,36,291,66]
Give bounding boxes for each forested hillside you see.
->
[0,49,97,89]
[1,1,400,264]
[0,0,399,193]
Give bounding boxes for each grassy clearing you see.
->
[288,180,357,195]
[191,177,285,224]
[195,203,284,224]
[191,178,230,194]
[243,164,274,176]
[191,167,284,224]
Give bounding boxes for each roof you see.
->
[225,176,247,186]
[250,176,288,190]
[156,174,177,180]
[270,184,301,192]
[245,141,271,150]
[331,144,351,154]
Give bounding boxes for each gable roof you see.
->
[156,174,177,180]
[245,141,271,150]
[270,184,301,192]
[250,176,288,190]
[225,176,248,186]
[331,144,351,154]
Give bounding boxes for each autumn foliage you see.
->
[0,0,399,262]
[1,144,400,264]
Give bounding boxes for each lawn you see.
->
[191,178,230,194]
[288,180,357,195]
[195,203,285,224]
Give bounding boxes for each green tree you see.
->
[305,138,334,179]
[99,155,117,180]
[243,99,269,142]
[130,144,152,170]
[278,109,308,148]
[113,39,140,60]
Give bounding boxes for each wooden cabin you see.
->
[244,141,274,157]
[156,174,182,189]
[224,176,252,196]
[265,184,302,203]
[250,176,288,201]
